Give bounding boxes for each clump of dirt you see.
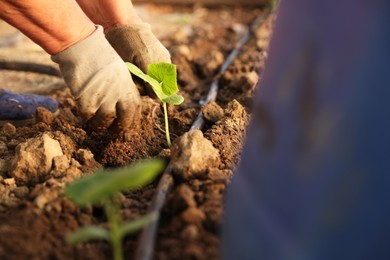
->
[0,5,274,260]
[171,129,221,180]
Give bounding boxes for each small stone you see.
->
[180,207,206,225]
[32,186,60,211]
[225,99,247,119]
[34,194,49,209]
[202,101,224,123]
[12,186,29,198]
[7,139,19,150]
[35,106,55,125]
[70,158,81,168]
[52,155,70,174]
[207,168,233,181]
[172,184,197,212]
[177,45,192,60]
[0,141,8,155]
[75,149,94,165]
[157,148,171,160]
[0,158,8,175]
[173,26,193,43]
[180,224,199,240]
[2,178,15,186]
[171,130,221,180]
[9,132,63,185]
[2,122,16,135]
[184,244,204,259]
[245,71,260,87]
[197,50,224,77]
[65,166,82,179]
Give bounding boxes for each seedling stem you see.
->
[105,202,123,260]
[163,102,171,146]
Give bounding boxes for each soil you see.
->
[0,5,274,260]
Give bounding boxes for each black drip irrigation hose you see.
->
[134,13,267,260]
[0,60,61,77]
[0,32,61,77]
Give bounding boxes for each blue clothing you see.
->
[223,1,390,259]
[0,88,58,121]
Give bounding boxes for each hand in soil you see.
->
[51,26,141,132]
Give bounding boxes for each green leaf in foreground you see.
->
[65,159,165,206]
[66,226,109,245]
[119,212,158,238]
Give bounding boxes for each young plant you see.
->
[64,159,165,260]
[127,62,184,146]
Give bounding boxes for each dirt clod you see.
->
[75,148,94,164]
[171,130,221,180]
[205,100,249,169]
[196,50,224,77]
[181,207,206,226]
[52,155,70,175]
[0,141,7,155]
[157,148,171,160]
[9,132,63,185]
[202,101,224,123]
[181,224,200,240]
[172,184,197,211]
[0,159,7,175]
[35,106,55,125]
[2,122,16,135]
[2,178,15,186]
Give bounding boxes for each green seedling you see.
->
[64,159,165,260]
[127,62,184,146]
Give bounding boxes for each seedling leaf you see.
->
[119,212,158,238]
[66,226,109,245]
[65,159,165,206]
[127,61,183,147]
[147,63,178,96]
[126,63,166,100]
[162,94,184,105]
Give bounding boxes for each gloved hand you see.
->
[106,22,171,72]
[51,26,141,132]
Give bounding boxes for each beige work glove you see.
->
[106,23,171,73]
[51,26,141,132]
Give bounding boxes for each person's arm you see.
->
[76,0,142,33]
[0,0,95,55]
[76,0,171,73]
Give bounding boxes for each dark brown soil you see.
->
[0,5,274,260]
